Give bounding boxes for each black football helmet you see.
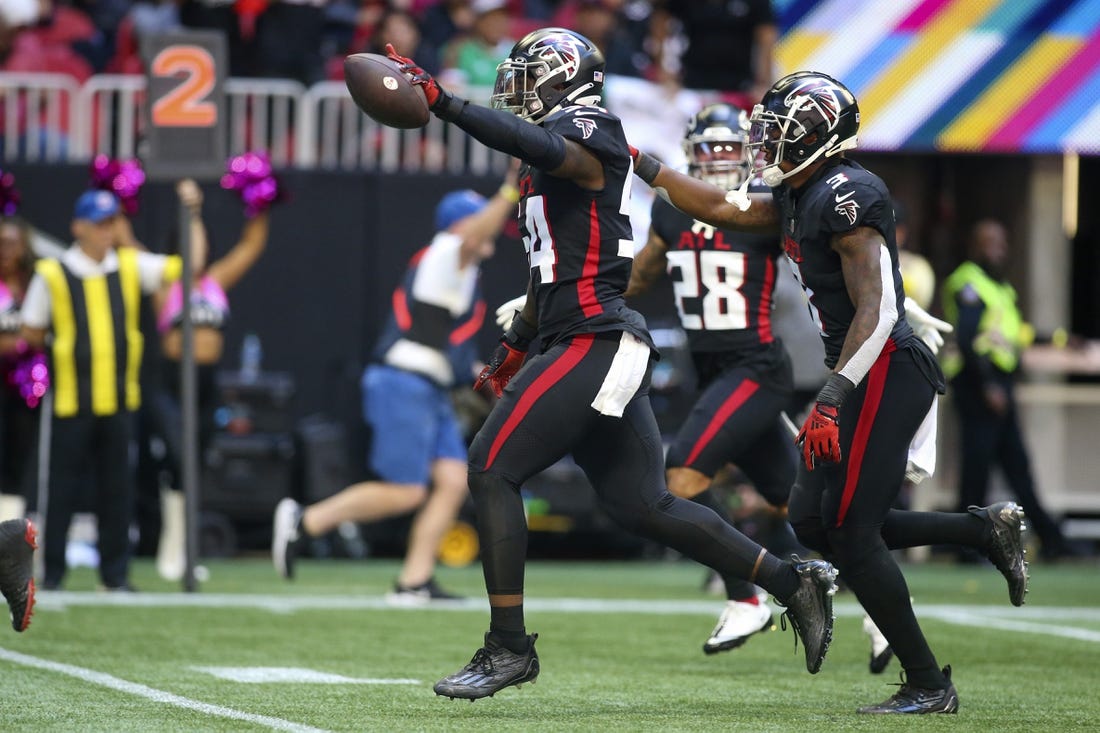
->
[747,71,860,187]
[490,28,605,124]
[682,103,751,191]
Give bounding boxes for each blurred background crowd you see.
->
[0,0,773,92]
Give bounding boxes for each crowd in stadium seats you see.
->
[0,1,776,97]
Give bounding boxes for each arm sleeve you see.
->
[447,102,567,171]
[836,242,899,387]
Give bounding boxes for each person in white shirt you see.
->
[21,189,189,591]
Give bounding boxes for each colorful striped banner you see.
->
[775,0,1100,153]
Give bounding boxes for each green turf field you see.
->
[2,557,1098,731]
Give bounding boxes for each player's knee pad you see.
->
[791,518,829,554]
[597,489,676,536]
[467,470,524,526]
[825,524,886,571]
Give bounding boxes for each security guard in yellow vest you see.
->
[20,190,184,590]
[942,219,1068,559]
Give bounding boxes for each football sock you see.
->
[881,509,986,550]
[489,605,528,653]
[829,524,943,687]
[641,492,799,599]
[469,470,529,654]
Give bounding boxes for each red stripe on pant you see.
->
[684,379,759,466]
[835,344,896,526]
[484,334,596,470]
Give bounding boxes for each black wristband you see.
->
[431,89,466,122]
[634,151,661,185]
[505,316,537,350]
[816,373,855,407]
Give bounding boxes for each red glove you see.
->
[385,43,442,107]
[475,340,527,397]
[796,403,841,470]
[628,144,640,160]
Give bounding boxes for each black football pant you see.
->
[44,411,135,589]
[788,344,987,690]
[667,365,798,600]
[666,365,796,505]
[467,332,798,613]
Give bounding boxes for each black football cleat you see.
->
[0,518,37,632]
[972,502,1029,606]
[858,665,959,714]
[434,632,539,700]
[863,615,894,674]
[776,556,838,674]
[386,577,465,606]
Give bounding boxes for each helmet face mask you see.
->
[491,28,605,124]
[683,104,751,191]
[747,71,860,187]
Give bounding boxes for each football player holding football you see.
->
[386,30,839,700]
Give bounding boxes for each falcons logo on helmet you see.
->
[784,80,842,131]
[530,34,582,80]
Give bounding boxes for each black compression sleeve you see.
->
[439,95,567,171]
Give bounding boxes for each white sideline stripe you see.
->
[933,611,1100,644]
[33,592,1100,620]
[0,647,330,733]
[192,666,420,685]
[31,593,1100,645]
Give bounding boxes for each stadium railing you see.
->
[0,72,510,174]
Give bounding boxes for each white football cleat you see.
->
[703,595,774,654]
[863,614,894,674]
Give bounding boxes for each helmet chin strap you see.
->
[759,134,838,187]
[533,83,599,124]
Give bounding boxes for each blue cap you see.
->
[73,190,120,222]
[435,190,488,231]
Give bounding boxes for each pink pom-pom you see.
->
[90,156,145,216]
[0,170,20,216]
[5,344,49,409]
[220,151,283,218]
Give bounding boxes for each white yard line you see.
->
[33,591,1100,617]
[931,610,1100,644]
[31,592,1100,643]
[3,594,1097,729]
[0,647,332,733]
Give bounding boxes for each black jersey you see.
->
[649,185,782,355]
[775,159,914,368]
[519,105,654,351]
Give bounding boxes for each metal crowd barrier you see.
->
[0,72,508,174]
[0,73,79,162]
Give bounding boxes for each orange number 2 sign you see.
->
[151,45,217,127]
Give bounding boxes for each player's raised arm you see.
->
[632,149,780,233]
[386,44,605,190]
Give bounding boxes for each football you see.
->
[344,53,430,129]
